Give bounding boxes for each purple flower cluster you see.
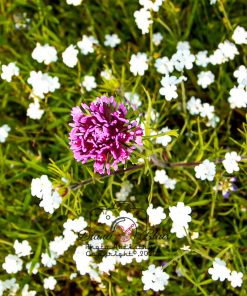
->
[69,96,143,175]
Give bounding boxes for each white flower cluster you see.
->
[81,75,97,91]
[147,204,166,226]
[195,159,216,181]
[159,74,187,101]
[116,180,133,201]
[228,65,247,109]
[209,40,239,65]
[142,264,169,291]
[27,71,60,99]
[0,278,19,295]
[187,96,219,127]
[171,41,195,71]
[104,34,121,48]
[0,124,11,143]
[169,202,192,238]
[134,0,164,34]
[154,169,177,190]
[31,175,62,214]
[2,239,32,274]
[208,258,243,288]
[31,43,57,65]
[1,62,19,82]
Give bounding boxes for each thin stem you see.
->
[69,156,247,190]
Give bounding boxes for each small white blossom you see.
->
[222,151,241,174]
[26,261,40,274]
[228,86,247,109]
[27,98,44,120]
[32,43,57,65]
[200,103,215,120]
[100,69,113,80]
[142,264,169,292]
[195,159,216,181]
[228,271,243,288]
[14,240,32,257]
[21,284,37,296]
[0,124,11,143]
[98,210,116,226]
[234,65,247,87]
[77,35,98,55]
[197,71,215,88]
[156,127,172,147]
[155,57,174,75]
[147,204,166,226]
[41,251,57,267]
[1,62,19,82]
[82,75,97,91]
[104,34,121,48]
[134,8,152,34]
[44,276,57,290]
[2,254,23,273]
[152,32,163,46]
[232,26,247,45]
[62,45,78,68]
[195,50,209,67]
[129,52,148,76]
[208,258,231,281]
[187,96,203,115]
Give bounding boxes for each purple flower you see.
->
[69,96,143,175]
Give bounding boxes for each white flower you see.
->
[147,204,166,226]
[44,276,57,290]
[129,52,148,76]
[0,124,11,143]
[159,75,179,101]
[228,86,247,109]
[195,50,209,67]
[104,34,121,48]
[142,264,169,292]
[180,245,191,251]
[49,236,70,257]
[171,43,195,71]
[98,255,117,274]
[66,0,83,5]
[32,43,57,65]
[233,65,247,87]
[1,62,19,82]
[228,271,243,288]
[98,210,116,226]
[62,45,78,68]
[73,245,94,275]
[1,278,19,295]
[152,32,163,46]
[26,261,40,274]
[116,181,133,201]
[169,202,192,238]
[41,251,57,267]
[191,232,199,240]
[14,240,32,257]
[31,175,52,199]
[27,98,44,120]
[155,57,174,75]
[206,114,220,128]
[124,92,142,108]
[222,151,241,174]
[195,159,216,181]
[134,8,152,34]
[187,96,203,115]
[22,284,36,296]
[210,0,217,4]
[209,48,226,65]
[200,103,215,120]
[156,127,172,147]
[154,169,168,184]
[39,190,62,214]
[77,35,98,55]
[82,75,97,91]
[208,258,231,281]
[27,71,60,99]
[232,26,247,45]
[63,216,88,234]
[197,71,215,88]
[2,254,23,273]
[218,40,239,61]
